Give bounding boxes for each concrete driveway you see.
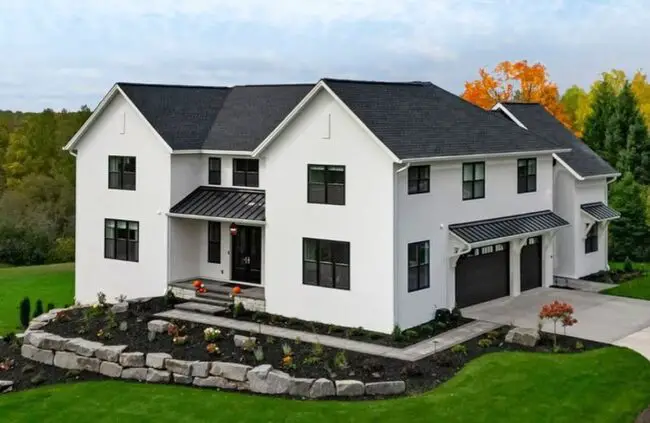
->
[461,287,650,344]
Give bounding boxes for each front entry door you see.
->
[231,226,262,284]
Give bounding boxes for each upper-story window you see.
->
[208,158,221,185]
[307,165,345,205]
[108,156,136,190]
[233,159,259,187]
[462,162,485,200]
[517,158,537,193]
[408,165,430,194]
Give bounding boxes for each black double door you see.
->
[231,226,262,284]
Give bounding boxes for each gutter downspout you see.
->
[605,175,618,271]
[396,163,410,174]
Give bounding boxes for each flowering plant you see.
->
[206,343,220,354]
[539,300,578,349]
[173,335,188,346]
[204,327,221,342]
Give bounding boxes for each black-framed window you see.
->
[408,165,430,194]
[303,238,350,290]
[517,158,537,193]
[233,159,259,187]
[307,165,345,205]
[104,219,139,262]
[208,158,221,185]
[585,225,598,254]
[408,241,430,292]
[208,222,221,263]
[462,162,485,200]
[108,156,136,190]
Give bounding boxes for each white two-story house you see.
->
[64,78,620,333]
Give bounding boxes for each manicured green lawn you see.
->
[0,263,74,335]
[603,262,650,300]
[0,347,648,422]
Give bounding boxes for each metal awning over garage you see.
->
[449,210,569,246]
[580,202,620,222]
[169,186,265,224]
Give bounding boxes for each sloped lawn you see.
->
[0,347,649,423]
[0,263,74,335]
[603,262,650,300]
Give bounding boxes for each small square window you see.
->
[408,165,430,194]
[307,165,345,205]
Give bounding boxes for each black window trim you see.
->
[462,161,485,200]
[104,218,139,262]
[302,237,350,290]
[408,165,430,195]
[207,221,221,263]
[232,158,259,188]
[307,164,346,206]
[585,224,599,254]
[517,158,537,194]
[408,240,430,292]
[108,155,136,191]
[208,157,222,186]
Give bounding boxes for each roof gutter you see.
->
[402,148,571,164]
[451,224,571,249]
[396,163,410,174]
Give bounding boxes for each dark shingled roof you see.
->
[500,103,618,178]
[323,79,563,159]
[581,202,621,221]
[170,186,265,221]
[449,210,569,244]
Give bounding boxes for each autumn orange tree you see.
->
[462,60,571,129]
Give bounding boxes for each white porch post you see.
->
[448,255,461,309]
[509,238,526,297]
[542,232,555,287]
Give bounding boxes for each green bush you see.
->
[46,237,75,263]
[19,297,31,329]
[33,299,44,319]
[624,257,634,273]
[392,325,403,342]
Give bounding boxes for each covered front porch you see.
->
[166,186,267,309]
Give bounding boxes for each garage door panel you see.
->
[521,236,542,291]
[455,243,509,308]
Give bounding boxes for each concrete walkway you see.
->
[155,309,500,362]
[614,326,650,361]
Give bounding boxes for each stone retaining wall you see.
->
[18,310,405,399]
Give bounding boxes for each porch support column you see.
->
[509,238,527,297]
[542,231,558,288]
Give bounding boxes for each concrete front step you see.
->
[198,291,233,303]
[174,302,226,315]
[188,296,232,308]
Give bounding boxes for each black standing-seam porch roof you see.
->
[449,210,569,244]
[170,186,265,222]
[580,202,621,221]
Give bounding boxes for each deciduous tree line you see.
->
[462,61,650,262]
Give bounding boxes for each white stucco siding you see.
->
[261,89,396,333]
[170,155,202,205]
[575,178,609,277]
[395,155,555,329]
[74,92,171,303]
[553,166,577,277]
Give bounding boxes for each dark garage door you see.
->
[520,236,542,291]
[455,243,509,308]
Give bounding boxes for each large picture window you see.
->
[108,156,136,190]
[408,241,429,292]
[208,222,221,263]
[517,158,537,193]
[208,158,221,185]
[462,162,485,200]
[303,238,350,290]
[233,159,259,187]
[585,225,598,254]
[307,165,345,205]
[105,219,139,262]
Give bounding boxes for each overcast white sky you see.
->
[1,0,649,111]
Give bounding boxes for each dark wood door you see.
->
[231,226,262,284]
[521,236,542,291]
[455,243,509,308]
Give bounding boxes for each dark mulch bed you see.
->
[215,303,473,348]
[583,269,645,284]
[32,297,607,396]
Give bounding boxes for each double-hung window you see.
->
[303,238,350,290]
[517,158,537,193]
[408,241,429,292]
[585,225,598,254]
[462,162,485,200]
[233,159,259,187]
[208,158,221,185]
[105,219,139,262]
[108,156,136,190]
[408,165,430,194]
[307,165,345,205]
[208,222,221,263]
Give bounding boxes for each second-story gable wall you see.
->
[260,88,396,333]
[394,155,554,329]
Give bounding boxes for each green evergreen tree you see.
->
[584,80,616,156]
[618,113,650,184]
[608,173,650,261]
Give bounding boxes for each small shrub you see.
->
[624,257,634,272]
[253,346,265,362]
[281,354,295,370]
[266,336,276,345]
[302,355,321,365]
[435,321,448,330]
[46,303,55,312]
[350,327,365,337]
[164,288,178,307]
[451,344,467,355]
[206,343,220,354]
[575,341,585,351]
[19,297,31,329]
[432,354,454,368]
[400,363,424,377]
[294,336,302,345]
[173,335,189,346]
[418,324,434,337]
[281,343,293,356]
[241,338,257,352]
[96,292,107,307]
[333,350,348,370]
[311,342,324,357]
[434,308,452,323]
[450,307,462,322]
[392,325,403,342]
[486,330,500,340]
[403,329,419,340]
[232,302,245,318]
[369,332,384,340]
[203,327,221,342]
[115,294,127,303]
[477,338,492,348]
[32,299,44,319]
